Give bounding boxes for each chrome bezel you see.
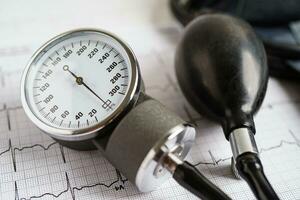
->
[135,123,195,192]
[21,28,141,142]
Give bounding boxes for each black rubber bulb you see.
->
[175,14,268,139]
[175,14,281,200]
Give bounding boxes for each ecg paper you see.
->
[1,1,300,199]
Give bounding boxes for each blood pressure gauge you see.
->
[20,29,197,192]
[21,29,142,148]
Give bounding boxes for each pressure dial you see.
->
[21,29,140,142]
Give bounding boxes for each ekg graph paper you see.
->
[0,45,300,200]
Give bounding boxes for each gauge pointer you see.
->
[63,65,112,109]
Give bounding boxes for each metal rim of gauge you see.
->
[20,28,141,142]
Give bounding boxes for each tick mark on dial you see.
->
[39,107,46,112]
[88,40,91,46]
[68,121,71,128]
[60,120,64,126]
[78,121,80,128]
[109,47,114,52]
[35,79,42,81]
[114,53,120,58]
[55,50,59,55]
[45,112,50,118]
[122,75,128,78]
[118,60,125,64]
[43,63,48,67]
[63,46,67,51]
[87,119,89,126]
[102,44,107,49]
[71,42,74,48]
[48,57,53,61]
[80,40,82,46]
[34,94,40,97]
[51,117,56,123]
[120,68,127,71]
[118,92,125,95]
[36,101,42,104]
[95,116,98,122]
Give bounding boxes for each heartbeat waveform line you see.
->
[193,130,300,167]
[0,139,65,172]
[193,150,231,167]
[193,158,231,167]
[183,100,300,127]
[4,104,11,130]
[59,143,66,163]
[0,81,298,198]
[15,169,128,200]
[0,103,66,171]
[259,129,300,153]
[0,104,22,129]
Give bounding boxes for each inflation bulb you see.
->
[175,14,279,200]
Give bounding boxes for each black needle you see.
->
[63,65,85,85]
[63,65,111,108]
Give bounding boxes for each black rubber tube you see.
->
[173,161,231,200]
[236,153,280,200]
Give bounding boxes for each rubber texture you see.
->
[174,161,231,200]
[236,153,280,200]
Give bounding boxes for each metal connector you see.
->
[229,128,258,160]
[163,152,184,174]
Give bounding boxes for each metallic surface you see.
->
[21,29,142,145]
[162,151,184,174]
[229,128,258,159]
[105,98,195,192]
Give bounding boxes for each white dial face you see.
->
[22,30,134,132]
